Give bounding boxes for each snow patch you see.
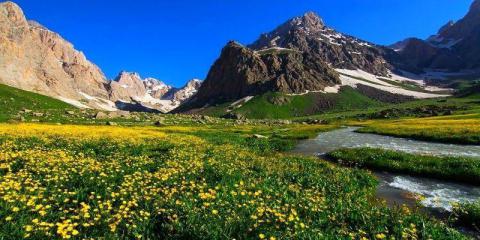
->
[78,92,118,111]
[287,84,341,96]
[336,69,394,87]
[335,69,450,99]
[78,92,96,100]
[323,85,341,93]
[57,97,90,109]
[255,47,292,53]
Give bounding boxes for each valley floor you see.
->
[0,122,472,239]
[0,83,479,239]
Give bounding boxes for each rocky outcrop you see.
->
[0,1,109,100]
[144,78,172,98]
[164,79,202,103]
[108,72,148,102]
[187,41,339,107]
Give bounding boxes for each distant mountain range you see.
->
[391,0,480,71]
[0,0,479,114]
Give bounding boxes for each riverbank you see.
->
[354,114,480,145]
[327,148,480,185]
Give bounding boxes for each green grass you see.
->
[356,115,480,145]
[233,92,319,119]
[454,201,480,230]
[0,84,73,121]
[0,124,468,239]
[327,148,480,185]
[201,87,385,119]
[333,87,385,110]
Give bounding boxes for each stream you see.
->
[292,127,480,213]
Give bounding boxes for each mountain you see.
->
[107,72,202,113]
[392,0,480,71]
[0,1,201,113]
[249,12,400,76]
[186,40,340,108]
[182,11,449,112]
[163,79,202,103]
[0,1,110,108]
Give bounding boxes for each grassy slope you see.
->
[327,148,480,185]
[200,87,385,119]
[0,84,73,121]
[234,92,318,119]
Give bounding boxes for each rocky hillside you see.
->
[187,41,340,107]
[0,1,201,113]
[392,0,480,71]
[0,1,110,107]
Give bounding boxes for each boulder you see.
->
[95,112,108,119]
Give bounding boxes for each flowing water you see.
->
[292,127,480,212]
[292,127,480,158]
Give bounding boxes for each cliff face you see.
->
[0,1,109,100]
[0,1,201,112]
[108,72,148,102]
[190,41,339,107]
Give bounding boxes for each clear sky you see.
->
[13,0,473,87]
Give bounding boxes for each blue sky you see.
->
[14,0,472,87]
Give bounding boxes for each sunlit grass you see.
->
[327,148,480,185]
[0,123,467,239]
[355,115,480,144]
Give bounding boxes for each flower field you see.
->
[356,114,480,145]
[0,123,467,239]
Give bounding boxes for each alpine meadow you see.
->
[1,1,480,239]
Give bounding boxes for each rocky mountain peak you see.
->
[185,78,202,88]
[281,11,325,34]
[184,37,341,108]
[0,1,27,26]
[434,0,480,42]
[249,11,327,50]
[163,79,202,103]
[471,0,480,12]
[299,11,325,30]
[109,71,146,102]
[280,11,324,33]
[114,71,141,82]
[437,20,455,35]
[392,0,480,72]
